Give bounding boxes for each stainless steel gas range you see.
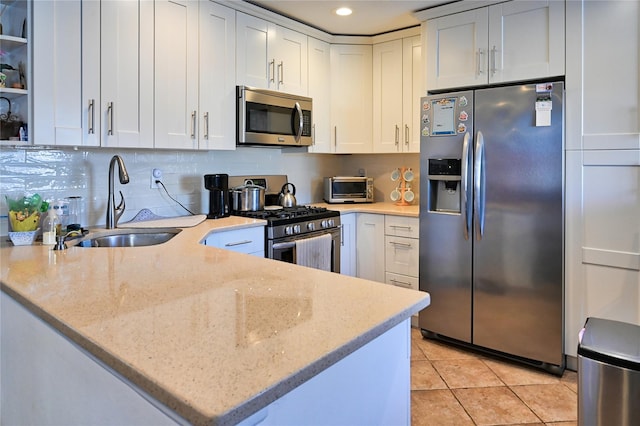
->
[229,175,341,273]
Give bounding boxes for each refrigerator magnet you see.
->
[535,100,552,127]
[457,123,467,133]
[459,111,468,121]
[459,96,468,107]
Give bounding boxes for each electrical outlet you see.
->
[358,168,366,177]
[150,168,163,189]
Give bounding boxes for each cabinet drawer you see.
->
[385,216,419,238]
[205,226,265,255]
[385,272,418,291]
[384,235,419,277]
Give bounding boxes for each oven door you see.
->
[268,228,341,273]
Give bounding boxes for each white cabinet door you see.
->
[403,36,423,153]
[307,37,332,153]
[236,12,306,95]
[372,39,403,153]
[33,0,99,147]
[100,0,154,148]
[339,213,357,276]
[154,0,199,150]
[204,226,265,257]
[426,8,489,90]
[273,26,308,96]
[384,235,419,277]
[330,44,373,153]
[155,0,235,151]
[373,36,422,153]
[488,0,565,84]
[236,12,273,90]
[356,213,385,282]
[198,1,236,151]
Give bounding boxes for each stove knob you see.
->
[285,226,293,235]
[294,225,301,234]
[307,222,315,231]
[321,220,328,228]
[328,219,335,227]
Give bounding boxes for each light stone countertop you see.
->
[312,201,419,217]
[0,215,429,425]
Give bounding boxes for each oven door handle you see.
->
[272,241,296,250]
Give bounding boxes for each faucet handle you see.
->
[114,190,126,224]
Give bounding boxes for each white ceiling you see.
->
[246,0,455,36]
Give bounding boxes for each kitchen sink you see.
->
[76,228,181,248]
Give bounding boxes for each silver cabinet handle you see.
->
[339,224,344,246]
[278,61,283,85]
[389,241,412,248]
[461,131,471,240]
[474,131,486,240]
[334,126,337,149]
[390,278,412,288]
[490,45,497,76]
[191,111,196,139]
[405,124,409,145]
[395,125,399,146]
[269,59,275,83]
[225,240,252,247]
[107,102,114,135]
[312,123,316,146]
[389,225,412,230]
[476,48,484,76]
[203,112,209,139]
[88,99,95,134]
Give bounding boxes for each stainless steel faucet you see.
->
[106,155,130,229]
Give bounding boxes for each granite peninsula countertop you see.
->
[0,215,429,425]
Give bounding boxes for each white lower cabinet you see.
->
[203,226,265,257]
[384,216,419,325]
[356,213,385,282]
[339,213,357,276]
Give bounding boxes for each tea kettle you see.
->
[279,183,297,207]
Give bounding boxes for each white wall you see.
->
[0,146,419,234]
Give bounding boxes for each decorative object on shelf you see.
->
[390,167,415,206]
[0,96,23,140]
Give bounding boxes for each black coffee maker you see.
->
[204,174,230,219]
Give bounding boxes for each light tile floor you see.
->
[411,327,578,426]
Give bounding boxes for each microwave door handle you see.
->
[293,102,303,142]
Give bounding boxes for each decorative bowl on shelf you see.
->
[8,229,39,246]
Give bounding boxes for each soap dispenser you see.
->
[42,207,60,245]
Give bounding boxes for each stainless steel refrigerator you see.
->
[418,82,564,374]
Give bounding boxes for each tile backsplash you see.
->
[1,146,419,235]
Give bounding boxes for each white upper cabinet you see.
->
[155,0,236,150]
[330,44,373,153]
[426,0,565,90]
[373,39,403,153]
[236,12,307,96]
[307,37,332,153]
[372,35,422,153]
[34,0,153,148]
[487,1,565,84]
[32,0,99,147]
[426,8,489,90]
[101,0,154,148]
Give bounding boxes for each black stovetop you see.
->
[233,206,339,226]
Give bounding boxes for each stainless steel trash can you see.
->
[578,317,640,426]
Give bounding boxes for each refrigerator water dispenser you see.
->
[428,158,461,213]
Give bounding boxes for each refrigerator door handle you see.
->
[474,131,486,240]
[461,131,472,240]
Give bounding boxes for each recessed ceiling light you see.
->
[335,7,352,16]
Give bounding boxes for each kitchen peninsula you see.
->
[0,217,429,425]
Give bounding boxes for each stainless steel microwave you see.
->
[237,85,312,147]
[324,177,374,204]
